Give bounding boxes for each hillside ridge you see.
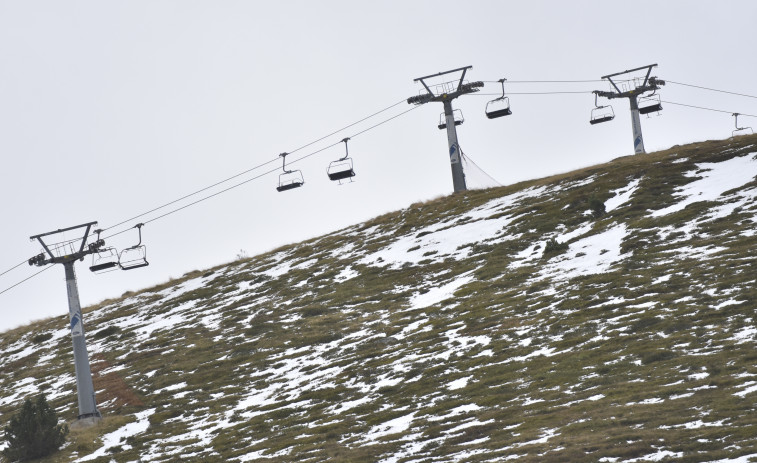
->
[2,134,757,462]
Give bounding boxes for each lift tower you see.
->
[29,221,104,425]
[408,66,484,192]
[594,64,665,154]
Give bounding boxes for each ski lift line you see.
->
[482,79,631,84]
[99,98,409,235]
[666,80,757,100]
[0,99,417,280]
[99,105,421,242]
[661,100,757,118]
[0,259,29,279]
[472,91,595,96]
[0,265,54,298]
[101,157,281,234]
[286,98,407,155]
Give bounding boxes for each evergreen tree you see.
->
[2,394,68,462]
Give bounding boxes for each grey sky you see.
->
[1,0,756,331]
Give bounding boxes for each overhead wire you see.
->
[474,91,595,96]
[482,79,630,84]
[661,100,757,118]
[4,77,756,295]
[101,104,422,240]
[0,265,54,297]
[666,80,757,100]
[0,259,29,279]
[102,97,409,234]
[0,98,416,296]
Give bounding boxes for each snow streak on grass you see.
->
[1,135,757,462]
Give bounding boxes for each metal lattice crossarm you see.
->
[592,64,665,154]
[406,66,483,192]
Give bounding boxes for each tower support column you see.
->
[64,261,101,421]
[443,99,467,192]
[629,95,645,154]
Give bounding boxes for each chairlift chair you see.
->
[438,109,464,130]
[90,247,120,273]
[590,92,615,125]
[276,152,304,192]
[638,93,662,115]
[119,223,149,271]
[327,138,355,183]
[485,78,513,119]
[731,113,753,137]
[88,229,120,273]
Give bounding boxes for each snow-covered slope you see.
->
[2,135,757,462]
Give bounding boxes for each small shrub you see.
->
[93,325,121,340]
[543,238,569,256]
[641,350,675,365]
[589,198,606,219]
[31,333,53,344]
[2,394,68,461]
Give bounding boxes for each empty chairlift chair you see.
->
[485,78,513,119]
[119,223,149,270]
[438,109,464,130]
[90,247,120,273]
[327,138,355,183]
[731,113,753,137]
[638,93,662,115]
[276,152,304,192]
[88,229,121,273]
[590,92,615,125]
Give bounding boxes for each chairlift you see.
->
[638,93,662,115]
[438,109,464,130]
[590,92,615,125]
[731,113,753,137]
[485,78,513,119]
[119,223,149,271]
[88,229,120,274]
[327,137,355,183]
[276,152,304,192]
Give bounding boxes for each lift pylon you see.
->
[593,64,665,154]
[29,222,104,425]
[407,65,484,193]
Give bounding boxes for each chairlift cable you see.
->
[0,265,54,297]
[666,80,757,100]
[661,100,757,118]
[482,79,624,84]
[286,98,407,155]
[100,98,408,234]
[0,259,29,279]
[100,105,421,241]
[474,91,595,96]
[0,98,416,288]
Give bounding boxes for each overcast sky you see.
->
[1,0,756,332]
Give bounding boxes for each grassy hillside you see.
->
[1,134,757,462]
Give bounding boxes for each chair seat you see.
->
[639,104,662,115]
[328,169,355,181]
[90,262,119,272]
[121,261,149,271]
[277,181,303,192]
[486,108,512,119]
[590,115,614,125]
